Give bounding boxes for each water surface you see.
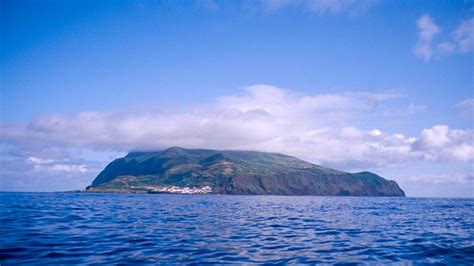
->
[0,193,473,264]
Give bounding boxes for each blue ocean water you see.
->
[0,193,472,264]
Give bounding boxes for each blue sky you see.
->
[1,0,473,196]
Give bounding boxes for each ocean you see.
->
[0,193,472,264]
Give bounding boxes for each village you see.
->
[138,185,213,194]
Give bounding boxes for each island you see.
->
[86,147,405,196]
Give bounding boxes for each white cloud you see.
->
[305,0,377,15]
[32,163,88,174]
[413,15,440,61]
[259,0,294,11]
[457,98,474,109]
[437,18,474,55]
[25,157,55,164]
[407,103,427,113]
[414,16,474,61]
[409,173,473,184]
[418,124,450,148]
[1,85,472,172]
[453,18,474,53]
[456,98,474,119]
[24,156,89,174]
[412,125,474,161]
[257,0,378,15]
[368,129,381,137]
[437,41,456,54]
[0,157,104,192]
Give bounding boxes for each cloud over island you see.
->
[1,85,473,192]
[2,84,473,162]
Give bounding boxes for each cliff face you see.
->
[89,147,405,196]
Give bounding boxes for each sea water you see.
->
[0,193,472,264]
